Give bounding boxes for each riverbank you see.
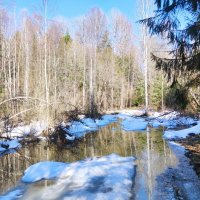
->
[0,110,199,154]
[155,142,200,200]
[0,109,200,199]
[176,134,200,177]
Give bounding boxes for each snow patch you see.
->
[22,161,68,182]
[63,115,117,138]
[164,122,200,139]
[121,118,148,131]
[149,111,197,128]
[2,121,48,138]
[21,154,135,200]
[2,125,31,138]
[0,139,21,152]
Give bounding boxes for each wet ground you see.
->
[155,142,200,200]
[177,134,200,177]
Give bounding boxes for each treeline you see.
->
[0,4,165,124]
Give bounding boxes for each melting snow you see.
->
[164,122,200,139]
[0,139,21,152]
[65,115,117,138]
[149,111,197,128]
[119,110,199,133]
[22,161,68,182]
[21,154,135,200]
[121,118,148,131]
[2,121,47,138]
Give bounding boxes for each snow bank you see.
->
[2,121,48,138]
[22,161,67,182]
[64,115,117,138]
[0,139,21,152]
[22,154,135,200]
[29,121,48,136]
[0,114,117,142]
[2,125,31,138]
[164,122,200,139]
[121,118,148,131]
[0,121,47,152]
[119,110,197,131]
[149,111,197,128]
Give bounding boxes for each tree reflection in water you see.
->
[0,122,178,199]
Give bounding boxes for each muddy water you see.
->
[0,122,178,199]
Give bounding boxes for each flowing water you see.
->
[0,122,179,199]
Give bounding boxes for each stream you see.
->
[0,120,194,199]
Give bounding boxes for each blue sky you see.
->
[2,1,187,40]
[4,0,143,32]
[11,0,138,20]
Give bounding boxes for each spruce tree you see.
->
[140,0,200,109]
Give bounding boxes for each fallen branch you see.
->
[0,108,33,125]
[0,100,64,125]
[0,96,47,106]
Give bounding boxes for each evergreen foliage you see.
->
[151,74,164,109]
[133,79,145,107]
[64,32,72,46]
[140,0,200,110]
[165,82,189,109]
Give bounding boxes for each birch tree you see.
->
[84,8,106,115]
[111,10,133,108]
[140,0,150,112]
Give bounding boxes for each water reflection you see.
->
[133,126,177,200]
[0,122,178,199]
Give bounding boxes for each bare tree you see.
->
[84,8,107,115]
[140,0,150,112]
[0,3,167,126]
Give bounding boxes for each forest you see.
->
[0,0,200,199]
[0,0,170,125]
